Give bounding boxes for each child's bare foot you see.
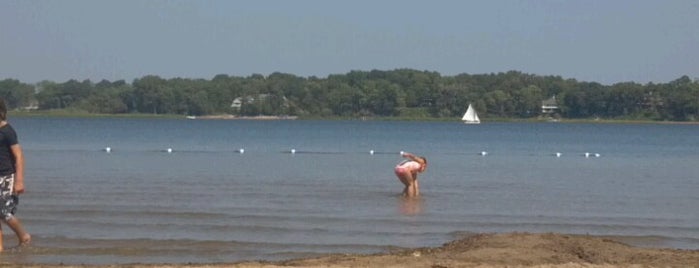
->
[19,234,31,246]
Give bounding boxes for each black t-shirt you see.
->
[0,123,18,176]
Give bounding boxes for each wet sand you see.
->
[3,232,699,268]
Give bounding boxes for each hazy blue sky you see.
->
[1,0,697,85]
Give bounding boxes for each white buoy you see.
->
[480,151,488,156]
[166,148,173,153]
[238,148,245,154]
[290,149,296,154]
[584,152,590,158]
[104,147,111,153]
[400,151,405,156]
[555,152,562,157]
[594,153,601,157]
[369,150,374,155]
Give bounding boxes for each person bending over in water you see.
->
[394,152,427,197]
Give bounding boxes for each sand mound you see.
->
[276,232,699,268]
[4,233,699,268]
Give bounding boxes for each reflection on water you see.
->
[398,197,424,216]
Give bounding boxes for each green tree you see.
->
[484,89,513,117]
[661,76,699,121]
[0,79,34,109]
[133,75,168,114]
[513,85,543,117]
[606,82,645,117]
[78,85,129,114]
[7,69,699,122]
[328,84,362,116]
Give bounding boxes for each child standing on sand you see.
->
[0,98,31,251]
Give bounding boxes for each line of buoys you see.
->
[99,147,601,158]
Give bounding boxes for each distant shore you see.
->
[8,110,699,124]
[192,114,298,120]
[2,232,698,268]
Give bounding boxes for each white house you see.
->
[231,97,243,109]
[541,96,559,114]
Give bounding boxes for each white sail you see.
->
[462,104,480,124]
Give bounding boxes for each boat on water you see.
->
[462,104,480,124]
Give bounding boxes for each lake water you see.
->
[1,118,698,264]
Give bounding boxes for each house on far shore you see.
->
[541,95,560,114]
[230,94,290,111]
[230,96,257,110]
[231,97,244,110]
[22,100,39,110]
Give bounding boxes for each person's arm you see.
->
[402,152,427,173]
[10,144,24,194]
[402,152,424,164]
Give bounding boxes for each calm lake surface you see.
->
[1,118,698,264]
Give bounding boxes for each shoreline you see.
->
[3,232,698,267]
[9,110,699,124]
[193,115,298,120]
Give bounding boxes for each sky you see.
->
[1,0,698,85]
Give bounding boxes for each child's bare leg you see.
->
[413,179,420,196]
[396,172,413,197]
[5,217,30,246]
[408,184,417,197]
[404,176,417,197]
[0,223,4,252]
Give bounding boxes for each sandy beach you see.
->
[3,232,698,268]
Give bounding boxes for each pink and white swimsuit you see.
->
[394,160,421,175]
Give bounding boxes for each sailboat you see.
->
[462,104,480,124]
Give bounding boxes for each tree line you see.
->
[1,69,698,121]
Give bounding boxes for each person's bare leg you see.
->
[0,224,4,252]
[396,172,413,197]
[5,217,30,246]
[403,176,417,197]
[407,183,417,197]
[413,179,420,196]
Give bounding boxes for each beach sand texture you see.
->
[3,233,698,268]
